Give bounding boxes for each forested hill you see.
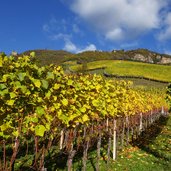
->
[22,49,72,66]
[22,48,171,66]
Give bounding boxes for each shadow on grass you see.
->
[131,115,170,161]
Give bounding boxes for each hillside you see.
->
[22,49,72,66]
[21,49,171,88]
[65,48,171,65]
[22,48,171,66]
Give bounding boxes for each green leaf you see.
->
[0,56,2,67]
[0,132,4,137]
[67,79,73,86]
[62,99,68,106]
[18,72,26,81]
[54,103,61,109]
[30,52,35,57]
[7,100,15,106]
[36,106,45,117]
[2,74,9,82]
[34,79,41,88]
[41,79,49,89]
[31,117,38,123]
[1,124,8,131]
[92,99,98,107]
[54,83,60,90]
[82,114,89,122]
[45,123,50,131]
[14,81,21,88]
[0,84,7,90]
[20,85,27,93]
[80,107,86,113]
[35,125,46,137]
[10,92,17,99]
[0,88,9,96]
[45,91,51,99]
[47,72,54,80]
[37,97,43,103]
[12,130,19,137]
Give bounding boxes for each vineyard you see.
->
[69,60,171,83]
[0,53,171,171]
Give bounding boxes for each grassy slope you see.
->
[70,60,171,83]
[107,115,171,171]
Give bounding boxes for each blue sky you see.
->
[0,0,171,55]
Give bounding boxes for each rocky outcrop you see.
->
[160,57,171,64]
[133,54,147,62]
[128,49,171,64]
[133,54,154,63]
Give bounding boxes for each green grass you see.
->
[111,115,171,171]
[70,60,171,83]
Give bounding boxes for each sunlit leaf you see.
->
[36,106,45,117]
[62,99,68,106]
[35,125,46,137]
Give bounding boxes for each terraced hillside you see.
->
[69,60,171,83]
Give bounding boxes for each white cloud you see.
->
[64,40,77,52]
[64,39,96,53]
[77,44,96,53]
[70,0,168,41]
[105,28,124,41]
[158,12,171,41]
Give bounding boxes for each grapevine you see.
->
[0,53,169,170]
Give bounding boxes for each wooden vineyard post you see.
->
[150,111,153,125]
[3,140,6,171]
[107,128,112,166]
[126,116,129,145]
[82,127,90,171]
[67,129,77,171]
[96,130,102,171]
[139,113,143,135]
[145,115,148,129]
[161,106,164,115]
[60,129,64,150]
[106,118,109,131]
[131,127,134,142]
[82,140,89,171]
[121,119,125,148]
[113,119,117,160]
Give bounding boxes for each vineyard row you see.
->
[0,53,170,170]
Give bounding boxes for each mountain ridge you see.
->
[21,48,171,66]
